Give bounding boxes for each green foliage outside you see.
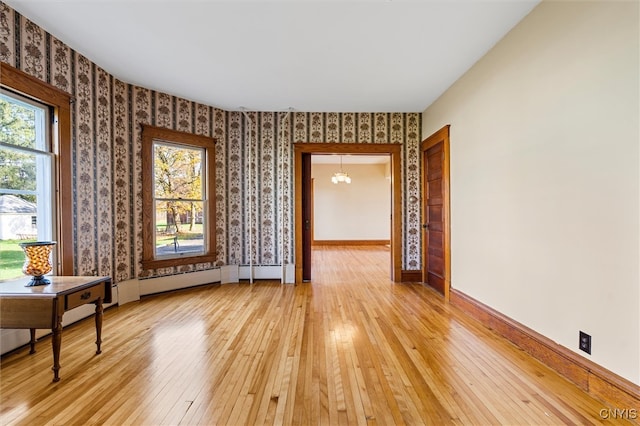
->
[1,96,41,280]
[0,96,38,203]
[0,239,29,281]
[154,143,203,234]
[0,99,207,278]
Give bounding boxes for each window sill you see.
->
[141,254,217,271]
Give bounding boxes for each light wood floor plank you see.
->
[1,245,633,425]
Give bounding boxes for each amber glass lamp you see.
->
[18,241,57,287]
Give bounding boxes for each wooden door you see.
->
[422,126,450,298]
[302,153,312,281]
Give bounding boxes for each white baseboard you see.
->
[221,264,239,284]
[116,278,140,305]
[0,329,32,354]
[66,264,296,310]
[284,264,296,283]
[240,265,279,280]
[139,268,222,296]
[238,264,296,283]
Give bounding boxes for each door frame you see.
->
[421,125,451,299]
[294,143,402,283]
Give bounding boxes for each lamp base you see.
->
[25,275,51,287]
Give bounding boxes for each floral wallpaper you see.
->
[0,2,423,282]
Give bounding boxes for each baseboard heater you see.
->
[135,264,296,298]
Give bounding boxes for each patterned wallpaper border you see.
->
[0,2,422,281]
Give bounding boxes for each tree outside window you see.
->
[0,90,54,280]
[0,63,73,276]
[141,125,216,270]
[154,142,204,255]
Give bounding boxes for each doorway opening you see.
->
[294,143,402,283]
[310,154,391,281]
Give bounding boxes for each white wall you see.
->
[312,163,390,240]
[422,0,639,384]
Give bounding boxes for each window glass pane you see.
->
[0,147,36,194]
[0,92,47,151]
[142,125,215,269]
[153,143,204,200]
[0,92,53,281]
[154,200,205,257]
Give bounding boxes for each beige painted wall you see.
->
[422,1,639,384]
[312,163,390,240]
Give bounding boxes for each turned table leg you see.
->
[95,298,103,354]
[51,315,63,382]
[29,328,36,354]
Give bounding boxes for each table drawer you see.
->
[65,284,105,310]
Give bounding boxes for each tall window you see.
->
[154,141,205,256]
[0,64,72,279]
[141,125,216,270]
[0,91,54,280]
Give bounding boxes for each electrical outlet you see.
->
[579,331,591,354]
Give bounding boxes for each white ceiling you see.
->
[6,0,539,113]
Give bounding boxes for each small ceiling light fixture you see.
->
[331,156,351,184]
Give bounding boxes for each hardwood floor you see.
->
[0,245,631,425]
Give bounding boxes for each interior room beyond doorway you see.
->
[310,154,391,279]
[311,154,390,245]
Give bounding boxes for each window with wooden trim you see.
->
[0,63,73,276]
[141,125,216,270]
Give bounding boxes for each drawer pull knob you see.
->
[80,291,92,300]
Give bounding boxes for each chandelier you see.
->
[331,156,351,184]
